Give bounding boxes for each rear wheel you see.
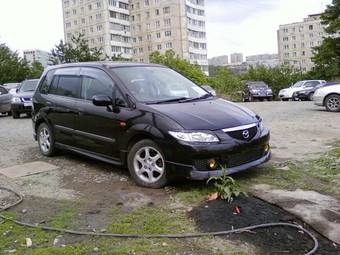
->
[12,111,19,119]
[37,123,56,156]
[308,93,314,101]
[127,139,168,188]
[325,94,340,112]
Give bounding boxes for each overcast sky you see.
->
[0,0,332,58]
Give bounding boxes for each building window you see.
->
[163,7,170,14]
[165,31,171,37]
[164,18,171,26]
[166,42,172,49]
[309,25,313,30]
[157,44,162,50]
[156,32,161,38]
[155,9,160,15]
[156,20,160,28]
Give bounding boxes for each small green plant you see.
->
[207,170,246,203]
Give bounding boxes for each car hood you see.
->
[147,98,258,130]
[15,91,34,98]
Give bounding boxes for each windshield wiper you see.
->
[179,93,213,103]
[151,97,190,104]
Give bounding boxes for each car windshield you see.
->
[248,83,268,89]
[19,80,39,92]
[291,81,304,88]
[111,66,209,103]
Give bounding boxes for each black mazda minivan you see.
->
[32,62,270,188]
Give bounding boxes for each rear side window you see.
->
[305,81,321,87]
[49,75,81,98]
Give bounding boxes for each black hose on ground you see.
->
[0,186,319,255]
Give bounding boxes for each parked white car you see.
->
[314,83,340,112]
[278,80,326,101]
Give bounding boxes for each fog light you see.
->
[208,159,218,170]
[264,144,270,153]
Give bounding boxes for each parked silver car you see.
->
[314,82,340,112]
[0,86,12,115]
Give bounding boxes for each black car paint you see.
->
[33,63,270,180]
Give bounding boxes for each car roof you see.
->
[45,62,164,72]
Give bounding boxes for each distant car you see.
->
[3,83,20,92]
[292,82,327,101]
[243,81,273,102]
[278,80,326,101]
[11,79,39,118]
[314,83,340,112]
[0,86,12,116]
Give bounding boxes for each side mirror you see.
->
[16,88,19,93]
[92,95,113,107]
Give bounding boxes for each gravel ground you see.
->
[241,101,340,162]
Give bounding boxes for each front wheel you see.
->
[127,139,168,188]
[325,94,340,112]
[37,123,56,156]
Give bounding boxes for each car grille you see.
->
[193,146,266,171]
[225,125,258,141]
[225,147,265,168]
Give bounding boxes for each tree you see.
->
[50,34,103,64]
[28,61,44,79]
[311,0,340,80]
[0,43,30,84]
[208,67,243,101]
[149,50,207,85]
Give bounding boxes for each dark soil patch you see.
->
[189,196,340,255]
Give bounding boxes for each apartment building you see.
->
[230,53,243,64]
[246,54,279,68]
[62,0,132,59]
[23,49,51,68]
[277,14,326,72]
[61,0,208,73]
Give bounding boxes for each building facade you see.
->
[277,14,326,72]
[208,55,228,66]
[246,54,279,68]
[61,0,208,73]
[230,53,243,64]
[23,49,51,68]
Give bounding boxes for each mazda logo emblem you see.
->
[242,130,250,139]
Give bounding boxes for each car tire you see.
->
[325,94,340,112]
[37,123,56,156]
[12,111,19,119]
[127,139,168,189]
[308,93,314,101]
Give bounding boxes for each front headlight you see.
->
[169,131,219,143]
[12,97,21,103]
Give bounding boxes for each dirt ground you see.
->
[0,101,339,254]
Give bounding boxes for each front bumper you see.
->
[313,95,324,106]
[163,129,270,180]
[189,151,271,180]
[11,103,33,114]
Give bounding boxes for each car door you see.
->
[46,68,81,146]
[0,87,12,113]
[74,67,128,159]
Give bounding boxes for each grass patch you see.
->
[235,145,340,197]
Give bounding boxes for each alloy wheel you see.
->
[326,96,340,111]
[133,146,165,184]
[39,127,51,153]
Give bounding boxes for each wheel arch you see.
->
[323,93,340,106]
